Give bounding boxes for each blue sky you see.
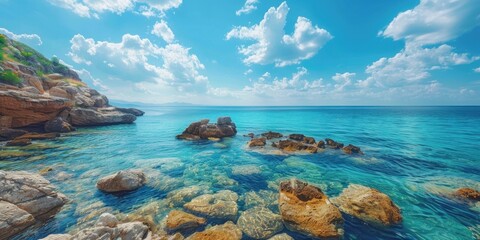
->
[1,0,479,105]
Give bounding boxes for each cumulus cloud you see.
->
[47,0,182,18]
[332,72,354,92]
[68,34,207,93]
[380,0,480,46]
[0,27,42,45]
[236,0,258,16]
[151,20,174,43]
[474,67,480,73]
[226,1,332,67]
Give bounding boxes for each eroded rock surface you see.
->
[177,117,237,140]
[237,207,283,239]
[166,210,206,231]
[185,221,242,240]
[96,170,146,193]
[183,190,238,220]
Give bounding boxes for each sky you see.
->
[1,0,480,106]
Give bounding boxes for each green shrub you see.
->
[0,35,6,48]
[0,69,22,85]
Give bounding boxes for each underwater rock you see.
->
[237,207,283,239]
[6,138,31,146]
[166,210,206,231]
[0,170,67,239]
[242,190,278,210]
[278,179,343,239]
[15,132,60,140]
[44,117,75,133]
[325,138,344,149]
[454,188,480,201]
[268,233,294,240]
[96,170,146,193]
[331,184,402,225]
[184,190,238,220]
[117,222,149,239]
[273,140,318,153]
[244,133,255,138]
[166,186,208,207]
[185,221,242,240]
[232,165,261,176]
[261,131,283,140]
[177,117,237,140]
[248,137,266,147]
[342,144,363,154]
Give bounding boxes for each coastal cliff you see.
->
[0,34,143,132]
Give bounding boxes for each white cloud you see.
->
[332,72,354,92]
[474,67,480,73]
[0,27,42,45]
[47,0,182,18]
[244,69,253,75]
[359,44,477,88]
[151,20,174,43]
[381,0,480,45]
[226,1,332,67]
[236,0,258,16]
[68,33,207,94]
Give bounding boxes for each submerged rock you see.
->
[332,184,402,225]
[454,188,480,201]
[278,179,343,238]
[273,140,318,153]
[184,190,238,220]
[96,170,146,193]
[15,132,60,140]
[261,131,283,140]
[248,137,266,147]
[325,138,344,149]
[185,221,242,240]
[177,117,237,140]
[0,170,67,239]
[6,138,31,146]
[268,233,294,240]
[237,207,283,239]
[166,210,206,231]
[343,144,363,154]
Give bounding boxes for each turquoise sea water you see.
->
[1,106,480,240]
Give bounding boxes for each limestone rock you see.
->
[116,107,145,116]
[237,207,283,239]
[166,210,206,231]
[185,221,242,240]
[248,138,266,147]
[260,131,283,140]
[40,234,73,240]
[184,190,238,220]
[0,201,35,240]
[44,117,75,133]
[273,140,318,153]
[268,233,294,240]
[278,179,343,238]
[118,222,149,240]
[96,170,146,193]
[332,184,402,225]
[176,117,237,140]
[69,107,136,126]
[96,213,119,228]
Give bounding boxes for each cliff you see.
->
[0,34,143,132]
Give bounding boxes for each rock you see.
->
[69,107,136,126]
[6,138,31,146]
[278,179,343,238]
[184,190,238,220]
[96,170,146,193]
[15,132,60,140]
[177,118,237,140]
[73,226,119,240]
[325,138,344,149]
[185,221,242,240]
[39,166,54,175]
[242,190,278,210]
[46,73,64,80]
[49,87,71,99]
[303,137,316,144]
[44,117,75,133]
[166,210,206,231]
[343,144,362,154]
[331,184,402,225]
[261,131,283,140]
[232,165,261,176]
[454,188,480,201]
[317,140,325,149]
[0,89,72,128]
[176,133,201,141]
[274,140,318,153]
[96,213,119,228]
[40,234,73,240]
[0,201,35,240]
[288,134,304,141]
[0,170,67,239]
[117,222,149,240]
[116,107,145,116]
[22,86,41,94]
[237,207,283,239]
[248,137,266,147]
[268,233,294,240]
[217,116,232,125]
[0,127,27,140]
[244,133,255,138]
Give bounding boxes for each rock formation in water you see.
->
[96,170,146,193]
[176,117,237,140]
[0,34,143,141]
[0,170,67,239]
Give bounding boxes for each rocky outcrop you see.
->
[15,132,60,140]
[237,207,283,239]
[186,221,242,240]
[184,190,238,220]
[96,170,146,193]
[44,117,75,133]
[278,179,343,239]
[166,210,206,231]
[6,138,31,146]
[69,107,136,126]
[268,233,294,240]
[273,140,318,153]
[176,117,237,140]
[325,138,344,149]
[288,134,316,144]
[454,188,480,201]
[261,131,283,140]
[332,184,402,225]
[0,170,67,239]
[343,144,362,154]
[0,127,27,141]
[248,137,266,147]
[116,107,145,116]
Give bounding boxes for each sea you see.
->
[1,106,479,240]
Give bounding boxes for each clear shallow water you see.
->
[1,106,479,240]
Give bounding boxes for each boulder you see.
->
[278,179,343,238]
[177,118,237,140]
[343,144,362,154]
[96,213,119,228]
[303,137,316,144]
[69,107,136,126]
[166,210,206,231]
[6,138,31,146]
[217,116,232,125]
[15,132,60,140]
[0,170,67,239]
[268,233,294,240]
[40,234,72,240]
[261,131,283,140]
[73,226,119,240]
[325,138,344,149]
[317,140,325,149]
[454,188,480,201]
[184,190,238,220]
[273,140,318,153]
[237,207,283,239]
[185,221,242,240]
[96,170,146,193]
[48,87,71,99]
[331,184,402,225]
[288,134,304,141]
[116,107,145,117]
[44,117,75,133]
[0,127,27,140]
[248,138,266,147]
[117,222,149,240]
